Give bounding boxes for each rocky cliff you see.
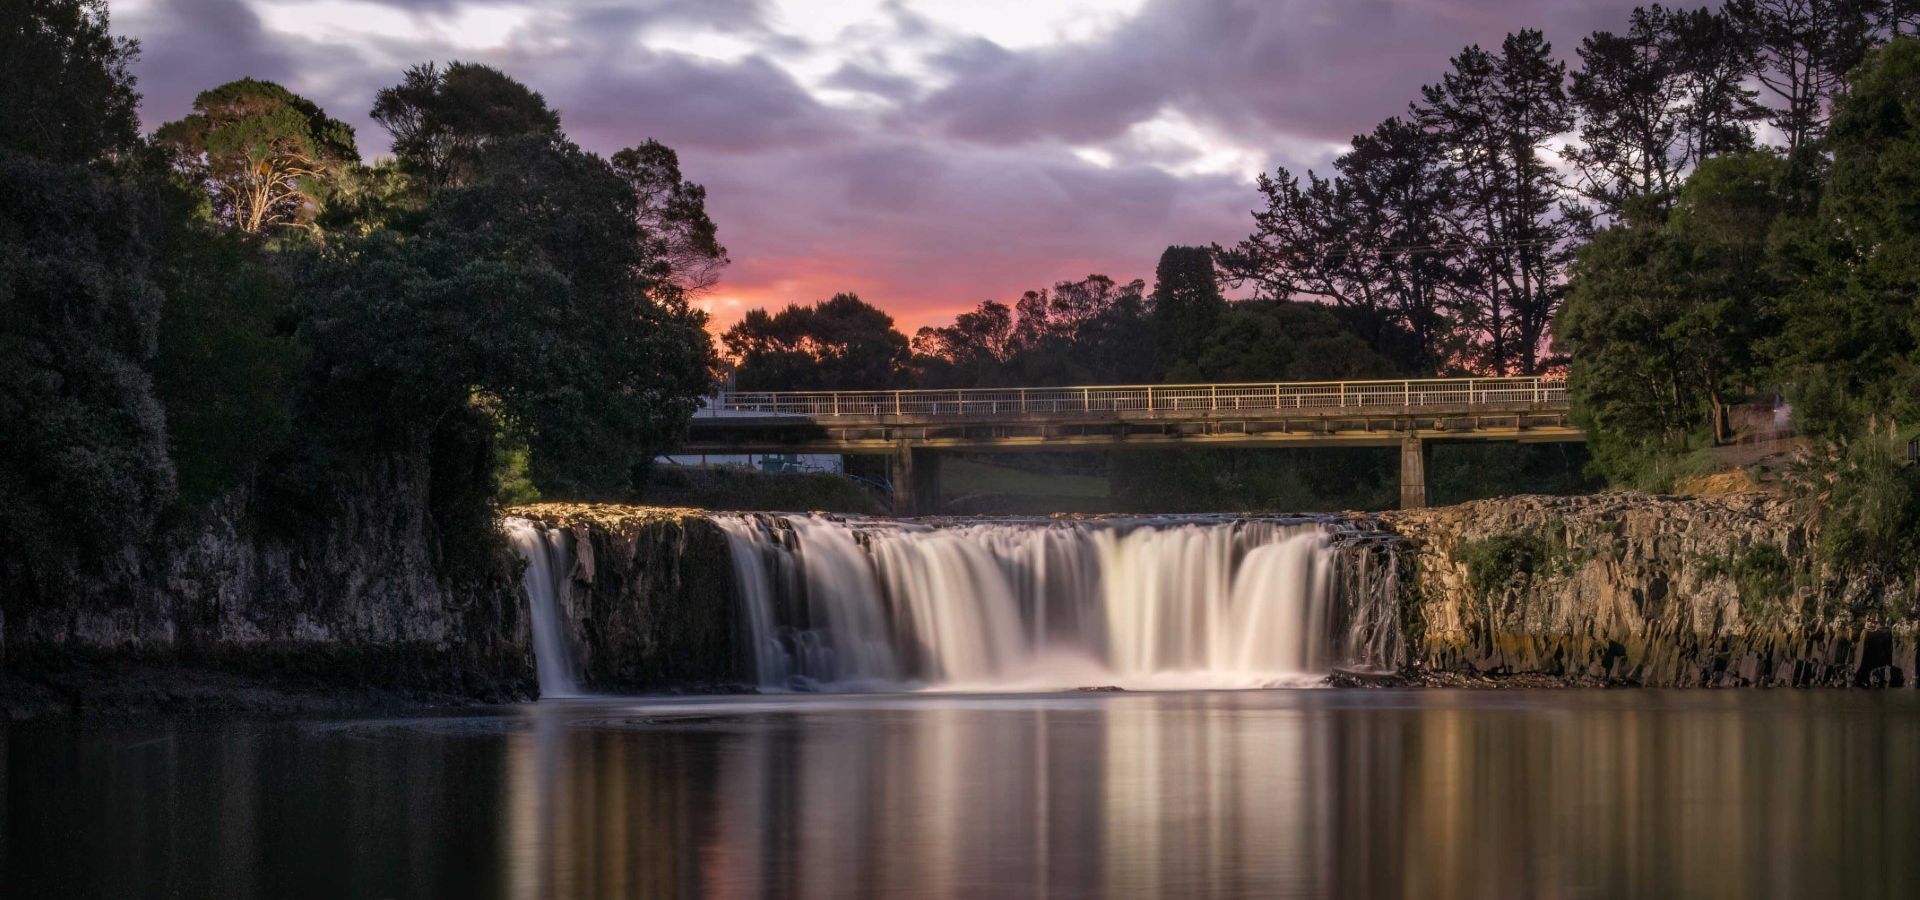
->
[3,456,535,708]
[507,504,742,691]
[1383,493,1917,687]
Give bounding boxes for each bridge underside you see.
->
[683,408,1579,453]
[684,404,1583,514]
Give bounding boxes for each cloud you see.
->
[117,0,1651,334]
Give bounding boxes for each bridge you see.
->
[683,376,1583,513]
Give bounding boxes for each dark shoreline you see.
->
[8,662,1903,723]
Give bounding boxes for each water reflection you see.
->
[6,691,1919,898]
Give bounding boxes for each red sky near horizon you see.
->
[116,0,1645,336]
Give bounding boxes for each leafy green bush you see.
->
[1700,542,1795,620]
[0,152,175,591]
[1457,531,1549,601]
[1815,438,1920,596]
[151,228,302,506]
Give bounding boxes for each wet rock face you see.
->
[1383,494,1917,687]
[509,505,742,691]
[5,456,536,699]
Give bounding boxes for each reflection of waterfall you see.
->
[504,518,583,697]
[716,515,1401,691]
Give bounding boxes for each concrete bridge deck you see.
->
[682,377,1583,512]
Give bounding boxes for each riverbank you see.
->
[7,491,1915,720]
[0,662,513,721]
[1388,493,1917,687]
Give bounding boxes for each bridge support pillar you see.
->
[890,445,942,516]
[1399,434,1428,509]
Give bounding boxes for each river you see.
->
[7,688,1918,898]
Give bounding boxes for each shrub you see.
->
[1457,531,1549,602]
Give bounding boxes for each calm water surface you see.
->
[5,689,1918,899]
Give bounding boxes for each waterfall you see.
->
[717,514,1401,692]
[505,518,584,698]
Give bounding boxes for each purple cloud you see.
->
[114,0,1654,332]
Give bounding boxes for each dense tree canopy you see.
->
[371,61,561,188]
[612,141,729,294]
[912,275,1154,387]
[307,125,714,499]
[0,0,139,164]
[0,4,723,598]
[155,79,360,234]
[0,2,172,594]
[1768,36,1920,438]
[0,153,174,587]
[1557,152,1787,484]
[724,293,911,391]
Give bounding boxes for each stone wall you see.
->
[1383,493,1917,686]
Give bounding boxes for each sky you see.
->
[112,0,1648,334]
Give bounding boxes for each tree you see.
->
[1767,37,1920,439]
[612,140,729,294]
[1150,245,1225,366]
[1165,300,1400,383]
[1565,5,1765,217]
[371,61,561,188]
[912,300,1016,387]
[1005,275,1150,381]
[1727,0,1881,152]
[0,2,174,599]
[0,0,139,164]
[1556,152,1786,484]
[1215,117,1460,372]
[305,133,714,500]
[1670,7,1771,162]
[723,293,910,391]
[149,218,304,506]
[0,153,174,594]
[1417,30,1580,375]
[156,78,360,234]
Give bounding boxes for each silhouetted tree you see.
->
[1727,0,1880,152]
[0,0,138,164]
[912,300,1016,387]
[371,61,561,188]
[612,140,729,294]
[1150,245,1225,367]
[1216,117,1460,372]
[1417,30,1579,375]
[724,293,910,391]
[1566,5,1764,217]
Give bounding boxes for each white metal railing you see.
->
[703,377,1568,419]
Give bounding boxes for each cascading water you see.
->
[504,518,584,698]
[716,514,1401,692]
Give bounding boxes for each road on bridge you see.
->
[682,376,1582,513]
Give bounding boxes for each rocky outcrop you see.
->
[509,504,743,691]
[1383,493,1917,687]
[3,456,535,704]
